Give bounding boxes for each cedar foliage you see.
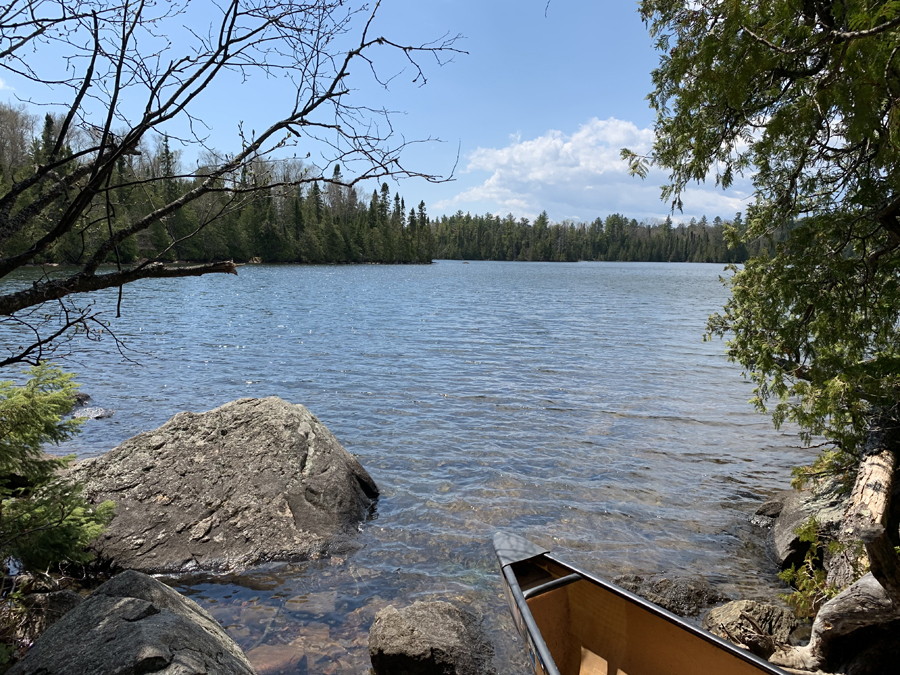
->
[635,0,900,456]
[633,0,900,621]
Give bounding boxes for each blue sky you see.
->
[363,0,751,223]
[1,0,751,224]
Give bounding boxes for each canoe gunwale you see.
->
[540,553,787,674]
[500,562,564,675]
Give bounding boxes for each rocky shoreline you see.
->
[8,397,385,674]
[7,399,899,674]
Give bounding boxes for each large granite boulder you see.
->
[17,590,84,644]
[9,570,256,675]
[72,397,378,574]
[369,601,496,675]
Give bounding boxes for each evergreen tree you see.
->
[0,365,114,572]
[631,0,900,641]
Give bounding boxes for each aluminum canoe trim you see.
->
[493,531,550,568]
[500,561,564,675]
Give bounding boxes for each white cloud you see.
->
[434,117,751,222]
[0,78,10,91]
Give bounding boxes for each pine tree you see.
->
[417,201,432,261]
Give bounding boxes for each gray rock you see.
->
[18,590,83,642]
[771,475,849,569]
[73,406,114,419]
[824,540,867,589]
[71,397,379,574]
[703,600,798,659]
[613,574,727,617]
[755,495,788,519]
[750,493,790,528]
[9,570,256,675]
[369,601,497,675]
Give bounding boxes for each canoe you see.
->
[493,532,786,675]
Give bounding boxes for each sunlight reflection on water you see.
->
[4,261,811,674]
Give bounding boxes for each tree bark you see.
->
[770,573,900,671]
[0,261,239,316]
[844,424,900,604]
[770,418,900,672]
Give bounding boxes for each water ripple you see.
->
[2,261,811,673]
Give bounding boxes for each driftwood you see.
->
[703,600,797,660]
[769,573,900,671]
[771,421,900,672]
[843,435,900,602]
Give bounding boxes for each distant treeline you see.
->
[3,104,764,267]
[0,104,433,266]
[432,211,770,263]
[174,173,435,265]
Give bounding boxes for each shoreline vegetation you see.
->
[431,210,769,263]
[3,0,897,666]
[3,104,762,268]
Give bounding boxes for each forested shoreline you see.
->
[2,104,766,268]
[0,105,435,266]
[432,210,770,263]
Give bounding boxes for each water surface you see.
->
[4,262,809,673]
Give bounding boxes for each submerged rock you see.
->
[9,570,255,675]
[369,601,496,675]
[72,406,114,419]
[72,397,379,574]
[613,574,727,617]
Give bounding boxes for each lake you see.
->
[4,261,811,673]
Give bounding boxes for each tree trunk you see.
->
[769,573,900,672]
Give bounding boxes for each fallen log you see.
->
[770,420,900,672]
[843,429,900,602]
[769,573,900,672]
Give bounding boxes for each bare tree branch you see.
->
[0,0,462,364]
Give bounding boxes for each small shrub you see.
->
[0,364,114,666]
[777,516,868,619]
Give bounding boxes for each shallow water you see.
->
[3,261,810,673]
